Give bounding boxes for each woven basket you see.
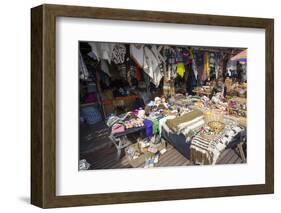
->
[203,110,225,133]
[203,110,224,123]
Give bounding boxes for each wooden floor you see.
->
[80,141,245,170]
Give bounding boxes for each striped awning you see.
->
[231,49,247,62]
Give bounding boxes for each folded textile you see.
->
[159,115,176,135]
[177,116,204,133]
[190,130,225,165]
[166,110,203,133]
[111,123,126,134]
[190,135,214,165]
[181,119,205,137]
[190,120,245,165]
[161,122,173,135]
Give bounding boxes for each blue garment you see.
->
[143,119,153,141]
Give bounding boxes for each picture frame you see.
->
[31,4,274,208]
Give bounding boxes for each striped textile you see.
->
[166,110,204,133]
[190,133,223,165]
[190,121,245,165]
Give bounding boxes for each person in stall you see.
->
[211,78,227,100]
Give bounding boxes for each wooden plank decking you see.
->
[81,142,245,170]
[80,121,246,170]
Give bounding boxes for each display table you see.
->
[161,124,246,164]
[109,126,145,160]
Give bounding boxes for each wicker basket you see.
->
[203,110,225,133]
[203,110,224,123]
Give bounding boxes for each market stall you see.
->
[79,42,247,169]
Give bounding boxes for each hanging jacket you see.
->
[143,46,163,87]
[176,63,185,78]
[130,44,147,68]
[204,52,209,80]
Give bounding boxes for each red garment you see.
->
[135,64,142,81]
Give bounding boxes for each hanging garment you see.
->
[117,64,127,80]
[135,63,142,81]
[163,46,176,64]
[193,51,204,84]
[182,49,192,64]
[241,64,247,82]
[189,49,198,80]
[176,63,185,78]
[99,71,111,87]
[186,64,197,95]
[203,52,209,80]
[112,44,126,64]
[88,42,114,63]
[127,62,136,86]
[143,46,163,87]
[143,47,156,81]
[163,67,169,96]
[226,59,237,75]
[127,69,132,86]
[191,58,198,80]
[213,53,219,79]
[130,44,146,68]
[79,52,89,80]
[151,45,165,74]
[209,53,216,80]
[171,64,177,79]
[175,48,184,63]
[87,51,97,60]
[100,60,111,77]
[151,45,165,64]
[209,52,215,65]
[143,72,150,93]
[163,65,175,97]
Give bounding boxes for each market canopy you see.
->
[230,49,247,63]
